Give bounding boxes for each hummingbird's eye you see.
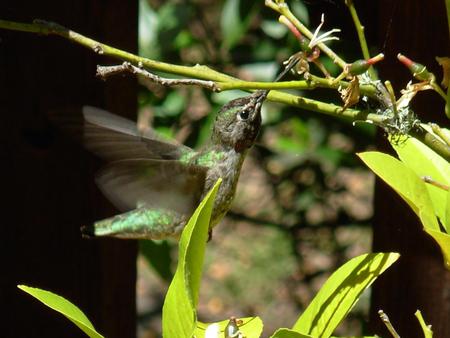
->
[239,109,250,120]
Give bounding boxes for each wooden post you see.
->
[368,1,450,337]
[0,1,138,337]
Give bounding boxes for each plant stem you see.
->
[0,19,372,116]
[0,19,233,82]
[266,90,388,123]
[378,310,401,338]
[218,75,379,98]
[1,18,449,161]
[265,1,347,69]
[446,0,450,39]
[414,310,433,338]
[97,62,220,91]
[431,82,448,101]
[345,0,377,79]
[411,126,450,162]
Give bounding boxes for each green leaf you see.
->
[221,0,242,49]
[391,136,450,227]
[270,328,313,338]
[195,317,263,338]
[261,20,288,39]
[155,91,186,117]
[425,228,450,270]
[17,285,104,338]
[220,0,256,49]
[446,190,450,233]
[358,151,439,231]
[291,0,309,26]
[162,179,222,338]
[138,0,159,59]
[292,253,400,338]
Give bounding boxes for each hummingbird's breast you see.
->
[202,149,245,227]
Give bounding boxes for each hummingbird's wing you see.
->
[95,159,207,215]
[82,106,193,161]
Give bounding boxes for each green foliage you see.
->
[195,317,263,338]
[291,253,399,338]
[16,170,399,338]
[270,328,313,338]
[221,0,258,50]
[358,131,450,269]
[391,132,450,230]
[162,179,222,337]
[17,285,104,338]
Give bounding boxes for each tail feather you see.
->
[82,208,186,240]
[80,225,95,239]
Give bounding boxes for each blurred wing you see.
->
[96,159,207,215]
[83,106,192,161]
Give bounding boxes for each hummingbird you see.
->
[81,59,298,240]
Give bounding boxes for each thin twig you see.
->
[0,20,391,122]
[411,126,450,162]
[415,310,433,338]
[265,0,347,69]
[97,62,220,91]
[345,0,377,80]
[378,310,401,338]
[1,18,450,161]
[430,123,450,146]
[421,176,450,191]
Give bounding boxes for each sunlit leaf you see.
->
[446,190,450,233]
[195,317,263,338]
[358,151,439,231]
[270,328,313,338]
[391,135,450,229]
[292,252,400,338]
[162,179,222,338]
[18,285,104,338]
[425,228,450,270]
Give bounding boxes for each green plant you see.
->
[18,179,399,337]
[5,0,450,336]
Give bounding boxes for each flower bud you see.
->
[398,53,433,82]
[347,54,384,76]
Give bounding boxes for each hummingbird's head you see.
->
[212,90,268,153]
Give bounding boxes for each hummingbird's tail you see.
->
[80,225,96,239]
[80,208,186,240]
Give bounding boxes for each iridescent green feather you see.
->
[88,208,186,240]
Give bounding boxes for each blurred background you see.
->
[2,0,449,337]
[135,0,377,336]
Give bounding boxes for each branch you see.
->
[1,18,449,161]
[0,19,381,120]
[97,62,220,91]
[265,0,347,69]
[378,310,401,338]
[411,126,450,161]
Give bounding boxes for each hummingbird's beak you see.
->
[251,90,269,121]
[250,55,300,120]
